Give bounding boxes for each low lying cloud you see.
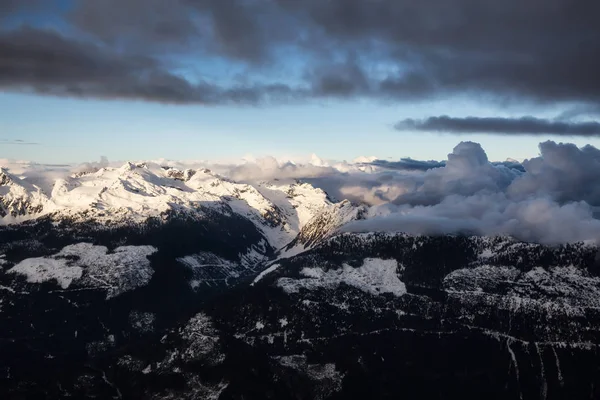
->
[227,156,337,182]
[212,140,600,244]
[338,141,600,244]
[73,156,110,174]
[344,195,600,244]
[4,140,600,244]
[396,116,600,137]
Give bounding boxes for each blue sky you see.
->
[3,92,599,164]
[2,1,599,164]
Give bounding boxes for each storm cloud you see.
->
[1,0,599,108]
[0,27,304,104]
[396,116,600,137]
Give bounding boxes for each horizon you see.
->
[1,1,600,163]
[0,137,586,169]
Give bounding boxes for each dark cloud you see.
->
[0,27,305,104]
[67,0,298,62]
[396,116,600,137]
[291,0,600,105]
[369,158,445,171]
[68,0,203,52]
[368,157,524,173]
[1,0,599,106]
[0,0,44,16]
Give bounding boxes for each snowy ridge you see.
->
[1,162,333,250]
[0,168,48,220]
[282,200,368,257]
[251,264,281,286]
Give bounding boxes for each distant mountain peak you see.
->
[0,162,343,251]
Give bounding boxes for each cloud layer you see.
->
[3,140,600,244]
[340,141,600,244]
[2,0,600,110]
[396,116,600,136]
[217,140,600,244]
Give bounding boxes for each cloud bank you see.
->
[2,0,600,111]
[339,141,600,244]
[396,116,600,137]
[3,141,600,244]
[215,140,600,244]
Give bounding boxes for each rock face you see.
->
[1,223,600,399]
[283,200,368,254]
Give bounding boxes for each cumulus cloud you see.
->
[396,116,600,137]
[344,193,600,244]
[227,156,337,182]
[387,142,520,206]
[508,141,600,204]
[340,141,600,244]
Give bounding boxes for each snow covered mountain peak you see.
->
[0,168,24,187]
[0,161,338,250]
[0,168,11,186]
[0,168,48,219]
[281,199,369,257]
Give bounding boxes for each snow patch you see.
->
[8,258,82,289]
[273,355,344,399]
[8,243,157,297]
[2,162,332,254]
[444,264,600,308]
[479,249,494,259]
[252,263,280,285]
[277,258,406,297]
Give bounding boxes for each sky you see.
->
[1,0,600,164]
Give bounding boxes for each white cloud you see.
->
[4,140,600,244]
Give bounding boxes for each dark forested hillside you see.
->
[1,225,599,399]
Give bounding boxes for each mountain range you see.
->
[1,161,599,399]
